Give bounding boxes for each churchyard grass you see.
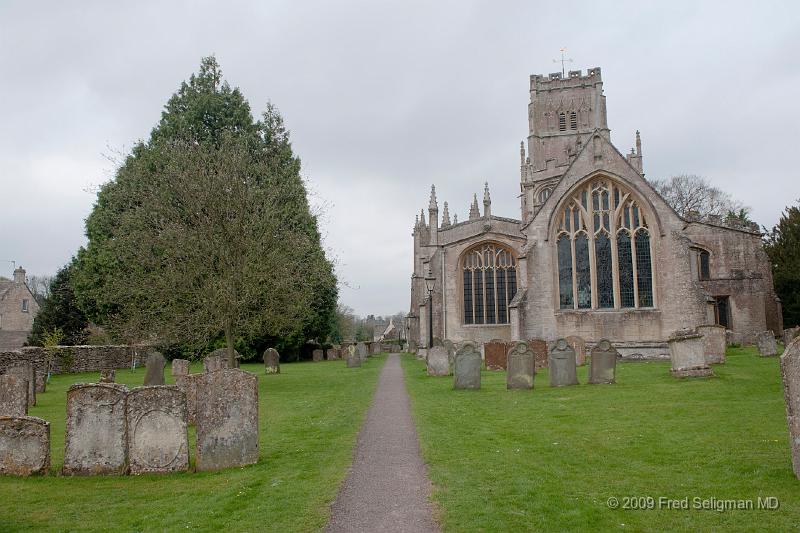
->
[402,346,800,532]
[0,355,387,532]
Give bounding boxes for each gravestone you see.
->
[780,338,800,478]
[726,330,744,347]
[484,339,509,371]
[209,348,240,368]
[426,346,450,377]
[312,349,324,362]
[143,352,165,386]
[263,348,280,374]
[696,324,726,364]
[454,342,481,390]
[195,369,259,471]
[6,363,35,408]
[589,339,618,384]
[443,340,456,366]
[327,346,340,360]
[371,342,381,355]
[565,336,587,366]
[506,341,535,390]
[34,372,46,394]
[63,383,128,475]
[171,359,190,377]
[756,331,778,357]
[408,340,418,354]
[175,374,200,425]
[0,416,50,476]
[668,330,713,378]
[529,338,548,370]
[99,369,116,383]
[357,342,368,362]
[549,339,578,387]
[126,386,188,474]
[785,327,800,348]
[204,355,227,373]
[432,337,444,348]
[0,374,28,416]
[346,345,361,368]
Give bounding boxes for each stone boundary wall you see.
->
[0,346,149,376]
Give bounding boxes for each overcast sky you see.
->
[1,1,798,317]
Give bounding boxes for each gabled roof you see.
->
[0,279,12,300]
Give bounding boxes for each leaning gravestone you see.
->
[549,339,578,387]
[6,363,35,408]
[0,416,50,476]
[357,342,368,362]
[780,338,800,479]
[756,331,778,357]
[263,348,280,374]
[454,342,481,390]
[589,339,618,384]
[427,346,450,377]
[484,339,509,371]
[346,345,361,368]
[143,352,166,386]
[565,336,587,366]
[668,329,713,378]
[171,359,189,377]
[99,369,116,383]
[126,386,188,474]
[63,383,128,475]
[784,327,800,348]
[195,369,259,471]
[312,349,324,362]
[507,341,535,390]
[529,338,549,370]
[0,374,28,416]
[696,324,726,364]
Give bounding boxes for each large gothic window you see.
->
[463,243,517,325]
[555,179,655,310]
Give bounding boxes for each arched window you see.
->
[558,113,566,131]
[569,111,578,130]
[463,243,517,325]
[537,187,552,204]
[698,250,710,280]
[555,179,655,310]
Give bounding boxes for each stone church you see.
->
[408,67,781,357]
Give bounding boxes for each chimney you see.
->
[13,266,25,285]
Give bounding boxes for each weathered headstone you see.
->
[143,352,166,386]
[756,331,778,357]
[171,359,190,377]
[443,339,456,366]
[507,341,535,390]
[208,348,240,368]
[408,340,418,354]
[549,339,578,387]
[63,383,128,475]
[432,337,444,348]
[726,329,744,347]
[454,342,481,390]
[357,342,368,362]
[484,339,509,371]
[371,342,381,355]
[589,339,618,384]
[6,363,35,408]
[195,369,259,471]
[126,386,188,474]
[668,329,713,378]
[780,338,800,479]
[785,327,800,348]
[327,346,340,360]
[263,348,280,374]
[99,369,116,383]
[565,336,587,366]
[0,374,28,416]
[0,416,50,476]
[529,338,548,370]
[34,372,46,394]
[346,345,361,368]
[312,349,324,362]
[204,355,227,373]
[426,346,450,376]
[697,324,726,364]
[175,373,200,425]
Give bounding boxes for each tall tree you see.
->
[27,261,88,346]
[764,199,800,328]
[650,174,750,225]
[72,57,337,364]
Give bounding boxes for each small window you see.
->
[538,188,552,204]
[699,250,710,280]
[569,112,578,130]
[22,299,29,312]
[558,113,566,131]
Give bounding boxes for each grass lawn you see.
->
[0,355,387,532]
[402,346,800,532]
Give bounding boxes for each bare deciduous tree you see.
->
[649,174,747,223]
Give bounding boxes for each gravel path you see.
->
[326,353,439,533]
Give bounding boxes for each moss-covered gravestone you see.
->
[263,348,280,374]
[426,346,450,376]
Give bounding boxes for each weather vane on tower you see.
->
[553,47,573,77]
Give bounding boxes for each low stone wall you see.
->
[0,345,149,376]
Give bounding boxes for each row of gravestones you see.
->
[427,338,619,390]
[0,353,258,476]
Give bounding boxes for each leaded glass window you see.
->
[462,243,517,324]
[555,179,655,309]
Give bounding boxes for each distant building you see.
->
[0,267,40,350]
